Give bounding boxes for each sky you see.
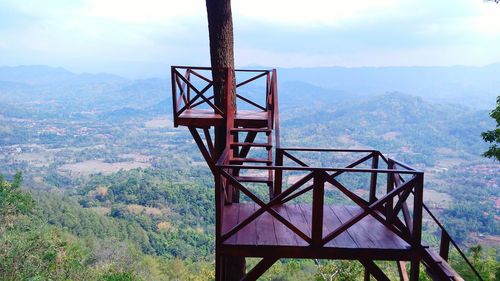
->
[0,0,499,77]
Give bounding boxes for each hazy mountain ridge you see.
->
[0,65,127,85]
[278,64,500,109]
[2,64,498,110]
[280,93,493,165]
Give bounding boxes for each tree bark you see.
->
[206,0,237,159]
[205,1,244,280]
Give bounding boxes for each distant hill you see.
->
[1,64,498,109]
[281,93,493,165]
[0,65,127,85]
[278,64,500,110]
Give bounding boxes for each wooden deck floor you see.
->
[221,203,412,259]
[177,109,268,127]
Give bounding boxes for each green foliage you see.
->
[481,96,500,160]
[450,245,500,281]
[0,174,94,280]
[0,172,33,225]
[74,169,215,259]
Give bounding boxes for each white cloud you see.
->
[1,0,499,76]
[233,0,398,27]
[81,0,205,24]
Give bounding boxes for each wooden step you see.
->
[230,158,272,164]
[234,176,272,183]
[230,128,271,134]
[230,142,272,148]
[422,249,463,281]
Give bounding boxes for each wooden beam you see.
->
[369,153,379,203]
[311,172,325,246]
[241,257,279,281]
[410,174,424,281]
[189,127,216,174]
[439,230,450,261]
[397,261,410,281]
[360,260,390,281]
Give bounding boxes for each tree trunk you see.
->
[205,0,244,280]
[206,0,236,159]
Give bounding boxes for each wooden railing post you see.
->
[273,148,284,198]
[215,170,223,251]
[386,160,395,220]
[369,152,379,203]
[312,171,325,246]
[186,69,191,104]
[171,67,178,127]
[439,230,450,261]
[410,172,424,281]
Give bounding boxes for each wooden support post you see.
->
[189,127,216,174]
[215,169,223,281]
[274,148,283,198]
[369,152,379,203]
[312,172,324,246]
[216,254,224,281]
[439,230,450,261]
[386,160,395,221]
[410,173,424,281]
[397,261,409,281]
[364,268,370,281]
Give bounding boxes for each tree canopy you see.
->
[481,96,500,160]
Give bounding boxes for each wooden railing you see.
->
[215,148,424,250]
[171,66,276,127]
[171,66,218,126]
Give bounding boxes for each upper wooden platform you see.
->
[171,66,276,129]
[221,203,411,260]
[176,109,268,128]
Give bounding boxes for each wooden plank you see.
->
[324,206,357,248]
[344,206,402,249]
[234,176,272,183]
[230,142,271,148]
[230,128,271,134]
[423,249,463,281]
[177,108,274,128]
[222,204,239,244]
[298,203,313,239]
[335,205,375,248]
[272,205,299,246]
[236,203,257,246]
[235,110,268,120]
[284,204,311,245]
[256,209,278,246]
[230,157,272,164]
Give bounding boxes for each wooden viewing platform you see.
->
[221,203,411,257]
[171,66,481,281]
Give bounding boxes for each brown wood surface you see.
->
[222,203,410,253]
[177,108,268,127]
[171,64,471,280]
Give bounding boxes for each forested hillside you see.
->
[0,66,498,280]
